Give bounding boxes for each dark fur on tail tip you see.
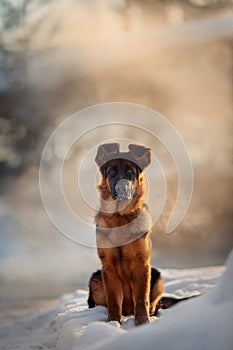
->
[158,295,199,310]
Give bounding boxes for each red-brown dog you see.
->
[92,143,163,325]
[88,143,198,325]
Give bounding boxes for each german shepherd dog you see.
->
[88,143,195,325]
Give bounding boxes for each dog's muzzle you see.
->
[115,179,135,201]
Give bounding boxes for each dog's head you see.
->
[95,143,151,202]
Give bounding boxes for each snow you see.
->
[1,251,233,350]
[0,303,58,350]
[55,261,231,350]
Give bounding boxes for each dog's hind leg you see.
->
[149,268,164,316]
[88,270,107,308]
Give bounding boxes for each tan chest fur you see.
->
[96,206,152,248]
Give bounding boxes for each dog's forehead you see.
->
[104,158,138,169]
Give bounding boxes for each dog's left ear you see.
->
[95,143,120,167]
[128,144,151,170]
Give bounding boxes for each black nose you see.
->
[115,179,134,200]
[115,179,129,194]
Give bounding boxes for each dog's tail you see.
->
[157,294,199,311]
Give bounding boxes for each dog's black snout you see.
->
[115,179,129,194]
[115,179,134,200]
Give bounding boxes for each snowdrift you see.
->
[1,252,232,350]
[56,251,233,350]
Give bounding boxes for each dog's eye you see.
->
[108,166,118,177]
[126,168,134,179]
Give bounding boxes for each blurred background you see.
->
[0,0,232,304]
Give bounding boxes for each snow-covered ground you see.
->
[1,251,233,350]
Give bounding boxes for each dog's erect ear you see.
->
[128,144,151,170]
[95,143,120,167]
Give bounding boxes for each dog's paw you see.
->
[108,320,122,328]
[135,315,150,326]
[107,315,123,325]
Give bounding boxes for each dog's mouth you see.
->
[114,179,135,201]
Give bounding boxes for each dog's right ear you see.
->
[95,143,120,168]
[128,144,151,170]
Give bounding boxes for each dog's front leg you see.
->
[132,262,151,325]
[102,265,123,324]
